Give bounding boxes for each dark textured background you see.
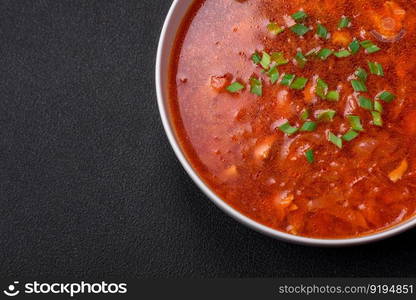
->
[1,0,415,279]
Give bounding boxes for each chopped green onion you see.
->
[316,78,329,99]
[348,40,360,54]
[250,77,262,96]
[360,40,380,54]
[368,62,384,76]
[226,82,244,93]
[358,96,373,110]
[377,91,396,103]
[342,130,359,141]
[374,101,383,113]
[317,24,329,39]
[267,66,279,84]
[300,121,317,132]
[267,22,285,35]
[355,68,368,82]
[305,149,315,164]
[251,52,261,65]
[334,50,351,58]
[326,90,340,101]
[295,51,307,68]
[372,111,383,126]
[292,11,308,22]
[328,132,343,149]
[278,121,298,135]
[280,74,295,86]
[348,115,364,131]
[351,79,367,92]
[317,48,333,60]
[260,51,271,69]
[271,52,289,66]
[290,77,308,90]
[291,24,310,36]
[317,109,336,122]
[338,17,350,29]
[300,109,310,121]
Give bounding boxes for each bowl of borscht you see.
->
[156,0,416,246]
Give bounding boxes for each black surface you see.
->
[1,0,416,279]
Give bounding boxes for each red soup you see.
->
[169,0,416,238]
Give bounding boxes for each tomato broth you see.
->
[169,0,416,238]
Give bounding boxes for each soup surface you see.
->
[169,0,416,238]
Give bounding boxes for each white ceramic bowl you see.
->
[155,0,416,246]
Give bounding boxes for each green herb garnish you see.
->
[278,121,298,135]
[290,77,308,90]
[252,52,261,65]
[374,101,383,113]
[348,40,360,54]
[291,24,310,36]
[300,109,310,121]
[334,50,351,58]
[372,111,383,126]
[351,79,367,92]
[317,24,329,39]
[316,78,328,99]
[342,130,359,141]
[305,149,315,164]
[348,115,364,131]
[260,51,271,69]
[226,82,245,93]
[355,68,368,82]
[267,22,285,35]
[317,48,333,60]
[338,17,350,29]
[300,121,317,132]
[317,109,336,122]
[271,52,289,66]
[328,132,343,149]
[377,91,396,103]
[360,40,381,54]
[292,11,308,22]
[280,74,295,86]
[250,77,262,96]
[368,62,384,76]
[359,96,373,110]
[267,66,279,84]
[295,51,307,68]
[326,90,340,101]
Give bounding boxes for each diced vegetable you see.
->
[281,74,295,86]
[371,111,383,126]
[291,24,310,36]
[227,82,245,93]
[326,90,340,101]
[300,121,317,132]
[317,48,333,60]
[342,130,359,141]
[317,109,336,122]
[377,91,396,103]
[368,62,384,76]
[348,115,364,131]
[328,132,343,149]
[271,52,289,65]
[359,96,373,110]
[317,24,329,39]
[338,17,350,29]
[250,77,262,96]
[290,77,308,90]
[316,78,328,99]
[305,149,315,163]
[278,121,298,135]
[267,66,279,84]
[388,159,408,183]
[351,80,367,92]
[260,51,271,69]
[292,11,308,22]
[267,22,285,35]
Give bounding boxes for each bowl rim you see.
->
[155,0,416,247]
